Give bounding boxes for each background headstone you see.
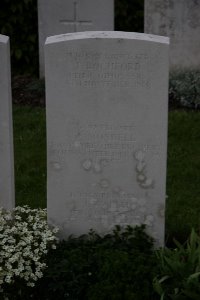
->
[145,0,200,70]
[0,34,15,210]
[38,0,114,77]
[45,31,169,245]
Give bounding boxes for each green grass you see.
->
[166,110,200,241]
[13,105,46,208]
[13,105,200,240]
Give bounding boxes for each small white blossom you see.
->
[27,282,35,287]
[5,276,12,284]
[0,206,58,293]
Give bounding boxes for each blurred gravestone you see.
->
[145,0,200,70]
[45,31,169,245]
[0,34,15,210]
[38,0,114,77]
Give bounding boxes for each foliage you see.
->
[0,0,38,75]
[33,225,158,300]
[2,203,200,300]
[154,229,200,299]
[0,206,58,300]
[115,0,144,32]
[169,70,200,109]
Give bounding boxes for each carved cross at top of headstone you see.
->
[60,1,92,32]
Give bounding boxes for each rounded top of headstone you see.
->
[45,31,169,45]
[0,34,9,44]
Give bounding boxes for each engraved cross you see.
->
[60,1,92,32]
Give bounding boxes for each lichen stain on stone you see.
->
[134,149,155,189]
[157,204,165,218]
[136,161,146,172]
[82,159,92,171]
[100,159,109,167]
[51,162,62,171]
[93,163,102,173]
[82,158,109,174]
[144,215,154,227]
[159,209,165,218]
[134,150,145,162]
[99,178,110,189]
[140,178,154,189]
[137,174,146,182]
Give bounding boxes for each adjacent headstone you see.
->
[0,35,15,210]
[45,31,169,245]
[38,0,114,77]
[145,0,200,70]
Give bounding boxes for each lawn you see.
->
[13,105,200,242]
[13,105,46,209]
[166,110,200,242]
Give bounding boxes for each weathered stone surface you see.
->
[45,31,169,245]
[0,35,15,210]
[145,0,200,70]
[38,0,114,77]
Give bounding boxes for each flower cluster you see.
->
[0,206,58,291]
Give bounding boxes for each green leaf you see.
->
[187,271,200,283]
[153,277,165,296]
[15,49,22,60]
[159,275,171,284]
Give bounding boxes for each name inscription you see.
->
[63,191,155,230]
[49,122,138,163]
[64,50,154,88]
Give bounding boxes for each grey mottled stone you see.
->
[145,0,200,70]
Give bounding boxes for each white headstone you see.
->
[145,0,200,70]
[0,35,15,210]
[45,31,169,245]
[38,0,114,77]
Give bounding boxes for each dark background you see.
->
[0,0,144,76]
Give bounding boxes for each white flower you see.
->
[35,271,43,278]
[0,206,58,290]
[14,270,20,276]
[27,282,35,287]
[5,276,12,284]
